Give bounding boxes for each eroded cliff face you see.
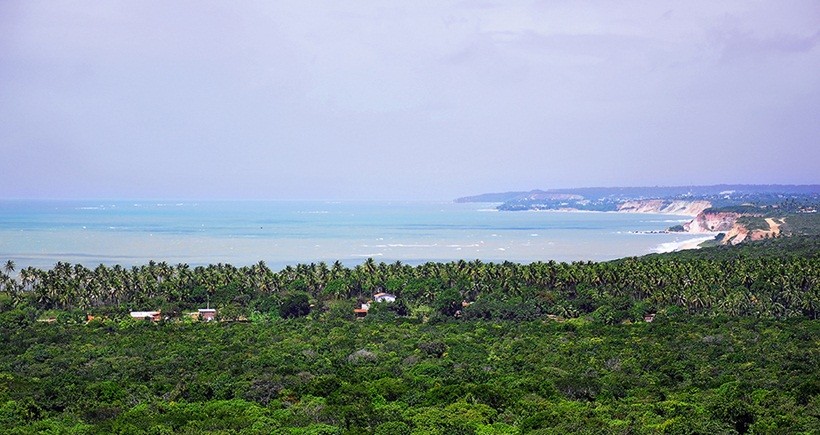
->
[721,218,783,245]
[679,211,783,245]
[683,211,740,233]
[617,200,711,216]
[721,224,749,244]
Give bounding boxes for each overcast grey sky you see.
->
[1,1,818,200]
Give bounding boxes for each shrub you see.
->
[279,293,311,319]
[375,421,410,435]
[418,341,447,358]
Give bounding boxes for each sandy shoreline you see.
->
[482,206,715,255]
[654,234,718,253]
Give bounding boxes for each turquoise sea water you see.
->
[0,200,706,270]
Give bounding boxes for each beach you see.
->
[654,235,718,254]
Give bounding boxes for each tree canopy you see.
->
[0,236,818,433]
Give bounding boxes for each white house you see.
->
[198,308,217,321]
[130,311,161,321]
[373,293,396,303]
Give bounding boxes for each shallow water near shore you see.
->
[0,200,705,270]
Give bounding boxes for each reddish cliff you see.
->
[683,211,740,233]
[681,211,783,245]
[722,218,783,245]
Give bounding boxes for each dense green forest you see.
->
[1,237,818,433]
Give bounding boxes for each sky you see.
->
[1,1,818,201]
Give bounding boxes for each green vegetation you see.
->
[652,235,820,262]
[1,316,817,434]
[705,206,763,215]
[735,216,769,232]
[783,213,820,236]
[0,237,818,433]
[3,237,818,320]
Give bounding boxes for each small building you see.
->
[353,303,370,318]
[373,293,396,303]
[130,311,161,322]
[198,308,217,322]
[644,313,656,323]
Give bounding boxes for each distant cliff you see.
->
[456,186,820,224]
[456,186,819,248]
[618,200,711,216]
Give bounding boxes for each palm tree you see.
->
[4,260,15,275]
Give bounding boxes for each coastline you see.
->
[496,207,701,218]
[1,201,713,270]
[653,234,718,254]
[474,204,712,254]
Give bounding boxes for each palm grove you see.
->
[0,236,819,433]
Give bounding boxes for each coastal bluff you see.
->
[456,186,819,248]
[678,209,785,245]
[683,210,741,233]
[617,200,710,216]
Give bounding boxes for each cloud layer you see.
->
[1,1,818,199]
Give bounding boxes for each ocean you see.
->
[0,200,708,271]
